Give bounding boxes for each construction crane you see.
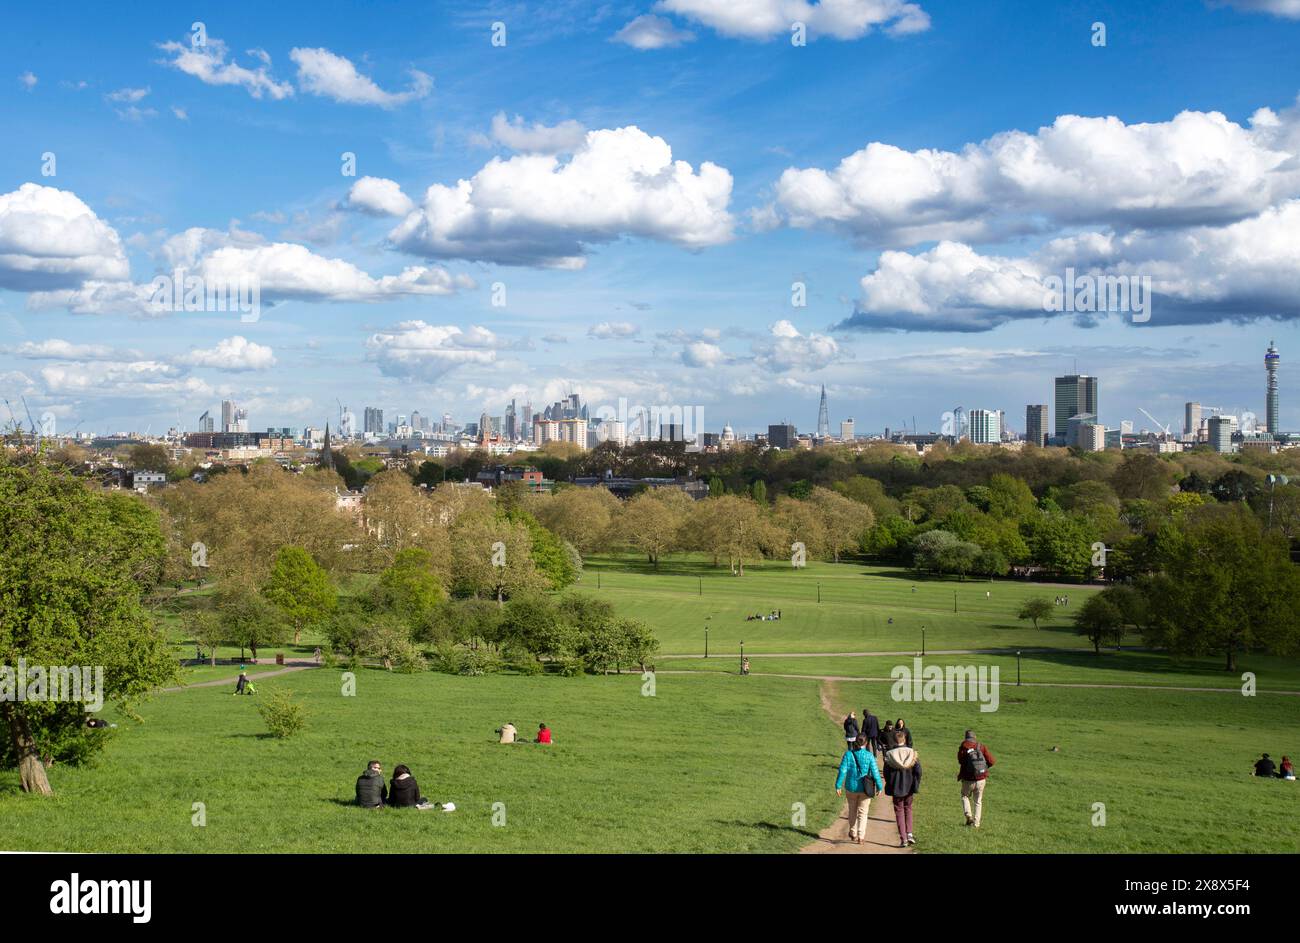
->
[1138,407,1172,437]
[20,396,38,435]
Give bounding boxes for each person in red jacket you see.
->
[536,723,552,744]
[956,729,995,828]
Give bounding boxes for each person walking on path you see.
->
[842,710,859,746]
[882,729,922,847]
[957,729,996,828]
[835,734,884,845]
[894,718,913,748]
[861,707,881,759]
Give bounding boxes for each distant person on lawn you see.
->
[843,711,860,745]
[388,764,427,808]
[356,760,387,808]
[536,723,552,744]
[957,729,996,828]
[497,722,518,744]
[835,735,884,845]
[1255,753,1277,778]
[1279,756,1295,780]
[233,670,250,695]
[883,729,922,847]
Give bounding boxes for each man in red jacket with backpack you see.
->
[957,729,995,828]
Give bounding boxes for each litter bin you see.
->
[275,653,285,666]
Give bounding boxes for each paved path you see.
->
[659,646,1103,659]
[651,668,1300,696]
[161,662,318,693]
[799,681,911,855]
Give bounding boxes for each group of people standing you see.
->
[836,709,996,847]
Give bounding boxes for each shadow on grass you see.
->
[719,819,821,841]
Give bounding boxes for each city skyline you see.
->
[2,3,1300,436]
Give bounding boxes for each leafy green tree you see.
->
[1074,595,1124,654]
[708,476,726,497]
[500,594,575,659]
[749,479,767,504]
[0,458,178,794]
[1144,504,1300,670]
[217,584,288,662]
[373,547,445,625]
[1017,597,1055,631]
[191,611,227,666]
[262,545,337,644]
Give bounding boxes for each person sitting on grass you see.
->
[388,764,427,808]
[496,722,518,744]
[536,723,552,744]
[1255,753,1277,777]
[1279,756,1295,780]
[356,760,387,808]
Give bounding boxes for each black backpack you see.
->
[961,742,988,777]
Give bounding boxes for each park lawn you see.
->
[0,670,838,854]
[578,555,1110,655]
[818,679,1300,854]
[658,651,1300,691]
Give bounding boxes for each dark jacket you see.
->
[879,726,896,751]
[896,724,914,748]
[861,712,880,742]
[957,739,995,782]
[388,774,421,807]
[1255,757,1277,778]
[843,715,860,740]
[355,768,387,807]
[883,745,922,797]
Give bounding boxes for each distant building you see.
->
[1025,405,1048,447]
[768,423,797,450]
[1078,423,1106,452]
[131,470,167,492]
[364,407,384,436]
[1184,402,1201,438]
[1266,341,1280,436]
[816,386,830,438]
[1209,414,1238,453]
[969,409,1003,444]
[840,418,855,440]
[1054,375,1098,442]
[198,410,215,433]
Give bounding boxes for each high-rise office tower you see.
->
[1025,405,1048,446]
[363,407,384,436]
[1209,414,1238,453]
[1184,402,1201,438]
[1054,375,1098,443]
[199,410,215,433]
[221,400,236,432]
[768,423,797,450]
[816,385,830,438]
[1266,341,1279,436]
[840,418,855,440]
[969,409,1003,444]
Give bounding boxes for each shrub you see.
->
[257,689,308,739]
[457,647,502,676]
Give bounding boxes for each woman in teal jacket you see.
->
[835,735,885,844]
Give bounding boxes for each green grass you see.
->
[0,670,837,853]
[4,557,1297,854]
[577,555,1112,655]
[818,679,1300,853]
[658,650,1300,691]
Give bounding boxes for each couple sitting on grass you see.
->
[355,760,455,812]
[1254,753,1296,780]
[496,722,551,744]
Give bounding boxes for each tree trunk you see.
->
[210,652,217,667]
[294,626,302,644]
[1225,647,1236,672]
[2,701,53,795]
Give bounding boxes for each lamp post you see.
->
[953,590,957,613]
[704,626,709,659]
[817,583,821,603]
[699,576,703,596]
[921,626,926,657]
[740,639,745,674]
[1016,650,1022,687]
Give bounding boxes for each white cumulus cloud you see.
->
[657,0,930,41]
[176,335,277,371]
[290,47,431,108]
[0,183,130,291]
[158,37,294,100]
[346,176,415,217]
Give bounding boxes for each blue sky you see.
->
[2,0,1300,438]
